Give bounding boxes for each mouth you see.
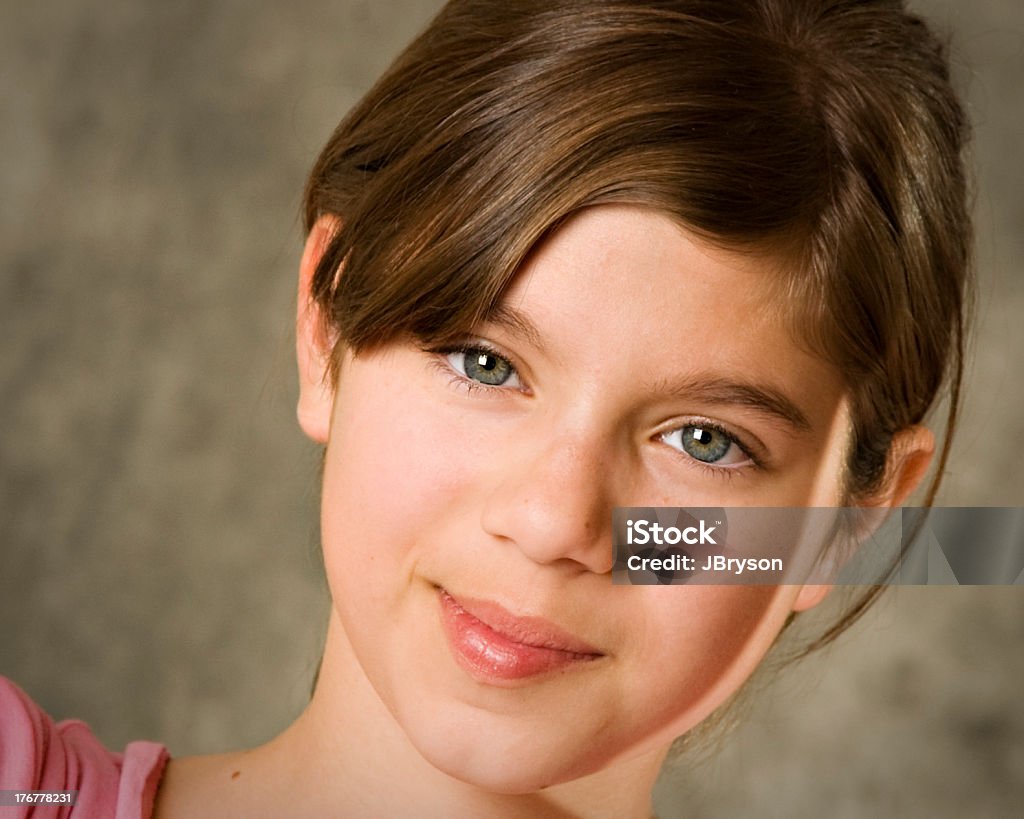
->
[437,588,604,684]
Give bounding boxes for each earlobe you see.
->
[296,215,342,444]
[792,583,831,612]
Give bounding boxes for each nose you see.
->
[479,429,615,574]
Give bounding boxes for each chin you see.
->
[399,706,616,795]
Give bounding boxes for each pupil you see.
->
[692,428,712,445]
[477,353,495,370]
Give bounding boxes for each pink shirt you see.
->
[0,676,168,818]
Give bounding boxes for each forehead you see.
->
[502,208,822,364]
[484,205,848,449]
[509,207,770,330]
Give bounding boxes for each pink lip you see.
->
[438,589,603,684]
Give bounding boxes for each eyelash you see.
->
[427,342,764,477]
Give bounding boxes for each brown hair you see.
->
[302,0,972,648]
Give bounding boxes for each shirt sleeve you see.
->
[0,676,168,819]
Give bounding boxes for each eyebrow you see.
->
[484,302,546,351]
[649,375,812,432]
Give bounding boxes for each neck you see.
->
[257,609,665,818]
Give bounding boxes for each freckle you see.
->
[231,770,241,780]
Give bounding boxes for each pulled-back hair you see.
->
[303,0,972,648]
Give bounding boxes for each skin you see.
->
[154,205,932,818]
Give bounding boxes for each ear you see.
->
[296,215,341,444]
[791,583,831,613]
[791,425,935,613]
[870,425,936,508]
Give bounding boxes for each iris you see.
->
[456,347,515,386]
[680,426,732,463]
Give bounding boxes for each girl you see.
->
[1,0,982,816]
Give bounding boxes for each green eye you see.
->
[661,424,748,466]
[680,426,731,463]
[464,350,512,385]
[447,346,519,387]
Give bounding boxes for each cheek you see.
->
[318,365,479,600]
[614,585,790,747]
[655,585,778,680]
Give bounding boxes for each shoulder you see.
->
[152,752,264,819]
[0,676,169,819]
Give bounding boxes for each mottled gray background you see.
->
[1,1,1021,816]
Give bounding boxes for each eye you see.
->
[660,424,751,467]
[445,345,522,389]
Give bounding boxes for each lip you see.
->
[438,588,603,684]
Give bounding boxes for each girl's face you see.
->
[304,206,851,792]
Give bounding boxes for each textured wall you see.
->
[1,1,1021,815]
